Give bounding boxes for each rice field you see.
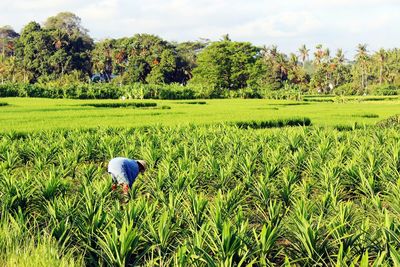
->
[0,96,399,132]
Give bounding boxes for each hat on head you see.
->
[136,160,147,172]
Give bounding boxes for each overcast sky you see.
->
[1,0,399,57]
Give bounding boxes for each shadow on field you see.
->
[175,101,207,105]
[81,102,157,108]
[234,117,311,129]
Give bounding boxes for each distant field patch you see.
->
[255,107,279,110]
[176,101,207,105]
[234,117,311,129]
[272,103,310,106]
[334,123,365,131]
[358,96,399,101]
[304,98,334,103]
[81,102,157,108]
[352,113,379,118]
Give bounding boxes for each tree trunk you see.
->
[361,70,364,90]
[2,38,5,60]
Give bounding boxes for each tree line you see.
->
[0,12,399,99]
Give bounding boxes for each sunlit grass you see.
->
[0,96,399,132]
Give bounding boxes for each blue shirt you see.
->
[108,157,140,187]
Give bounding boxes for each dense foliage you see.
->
[1,12,400,98]
[1,125,400,266]
[0,83,201,99]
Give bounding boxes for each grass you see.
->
[0,97,399,132]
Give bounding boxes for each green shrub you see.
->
[158,83,196,99]
[368,84,400,95]
[261,89,303,100]
[333,83,357,95]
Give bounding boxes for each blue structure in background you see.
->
[91,73,117,83]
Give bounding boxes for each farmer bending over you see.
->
[108,157,147,196]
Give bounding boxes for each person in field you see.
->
[108,157,147,196]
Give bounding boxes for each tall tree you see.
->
[298,44,309,67]
[44,12,89,38]
[0,26,19,83]
[0,26,19,59]
[123,34,177,84]
[330,48,350,88]
[375,48,387,85]
[175,40,208,84]
[15,22,54,82]
[91,39,115,78]
[191,39,259,92]
[44,12,94,76]
[355,44,369,91]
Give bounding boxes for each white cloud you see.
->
[78,0,118,21]
[0,0,399,55]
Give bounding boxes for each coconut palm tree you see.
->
[331,49,346,87]
[324,48,330,62]
[289,53,299,67]
[298,44,309,67]
[356,44,369,90]
[335,49,345,64]
[52,29,68,50]
[375,48,387,85]
[314,44,324,66]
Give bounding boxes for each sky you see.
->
[0,0,399,58]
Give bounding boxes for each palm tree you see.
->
[375,48,386,85]
[267,45,278,60]
[275,53,288,81]
[289,53,299,66]
[324,48,330,61]
[314,44,324,66]
[50,30,70,77]
[332,49,346,87]
[335,49,345,64]
[52,29,68,50]
[356,44,369,90]
[298,44,309,67]
[220,33,231,42]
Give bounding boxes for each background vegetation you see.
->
[1,12,400,99]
